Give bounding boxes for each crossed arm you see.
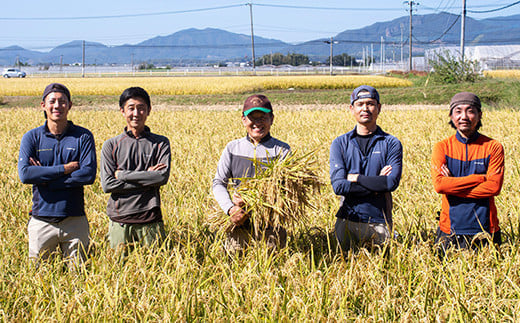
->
[431,141,504,198]
[329,138,403,197]
[18,132,96,188]
[100,139,171,194]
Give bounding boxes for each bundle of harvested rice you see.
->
[207,150,322,234]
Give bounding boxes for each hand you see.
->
[347,174,359,182]
[440,164,452,177]
[232,192,245,208]
[29,157,42,166]
[63,161,80,175]
[228,205,250,226]
[148,163,167,171]
[379,165,392,176]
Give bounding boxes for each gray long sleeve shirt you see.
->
[212,134,291,214]
[100,127,171,222]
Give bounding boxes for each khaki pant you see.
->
[335,218,391,252]
[108,220,166,250]
[27,216,89,264]
[224,225,287,256]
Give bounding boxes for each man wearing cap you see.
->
[330,85,402,252]
[432,92,504,254]
[212,94,290,255]
[18,83,97,264]
[100,87,170,252]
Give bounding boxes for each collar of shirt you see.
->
[246,132,272,145]
[43,120,74,139]
[124,126,151,139]
[455,130,480,144]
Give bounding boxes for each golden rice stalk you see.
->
[208,150,322,235]
[207,202,235,233]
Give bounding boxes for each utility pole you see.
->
[60,55,63,72]
[371,43,374,71]
[404,1,418,71]
[329,37,333,75]
[82,40,85,78]
[248,3,256,74]
[131,53,134,72]
[323,37,338,75]
[380,37,384,72]
[400,23,404,69]
[460,0,467,64]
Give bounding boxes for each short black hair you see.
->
[119,87,151,109]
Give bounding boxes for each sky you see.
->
[1,0,519,51]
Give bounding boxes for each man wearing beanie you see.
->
[432,92,504,255]
[330,85,402,252]
[18,83,97,265]
[212,94,290,255]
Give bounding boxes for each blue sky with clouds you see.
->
[1,1,519,50]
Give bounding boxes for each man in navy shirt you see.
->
[18,83,96,264]
[330,85,402,252]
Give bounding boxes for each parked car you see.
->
[2,68,26,78]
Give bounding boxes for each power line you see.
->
[412,14,461,44]
[467,0,520,13]
[0,4,244,21]
[253,3,404,11]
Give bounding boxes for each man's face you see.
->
[121,97,150,133]
[450,104,481,136]
[41,92,71,123]
[242,110,273,143]
[349,96,381,126]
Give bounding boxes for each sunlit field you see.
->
[1,104,520,320]
[484,69,520,79]
[0,75,411,96]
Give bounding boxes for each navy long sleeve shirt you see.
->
[18,121,97,218]
[329,126,402,224]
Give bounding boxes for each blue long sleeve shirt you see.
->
[18,121,97,218]
[329,126,402,224]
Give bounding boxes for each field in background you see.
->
[0,75,411,96]
[484,70,520,79]
[1,106,520,320]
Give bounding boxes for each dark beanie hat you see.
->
[449,92,481,114]
[42,83,71,102]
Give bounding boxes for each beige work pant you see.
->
[27,216,89,264]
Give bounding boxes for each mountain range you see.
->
[2,12,520,66]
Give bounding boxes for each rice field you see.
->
[484,69,520,79]
[1,101,520,320]
[0,75,412,96]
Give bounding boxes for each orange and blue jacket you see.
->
[432,131,504,235]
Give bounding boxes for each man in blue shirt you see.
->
[18,83,97,264]
[330,85,402,252]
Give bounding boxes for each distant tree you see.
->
[255,52,310,66]
[285,53,310,66]
[428,50,481,84]
[138,62,155,70]
[327,53,358,66]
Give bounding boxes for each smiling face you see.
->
[121,97,150,137]
[242,110,274,144]
[349,95,381,130]
[41,92,72,124]
[450,104,482,138]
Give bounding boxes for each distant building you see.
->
[426,45,520,70]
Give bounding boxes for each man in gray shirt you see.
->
[213,94,290,255]
[100,87,171,251]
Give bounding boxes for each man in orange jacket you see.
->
[432,92,504,254]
